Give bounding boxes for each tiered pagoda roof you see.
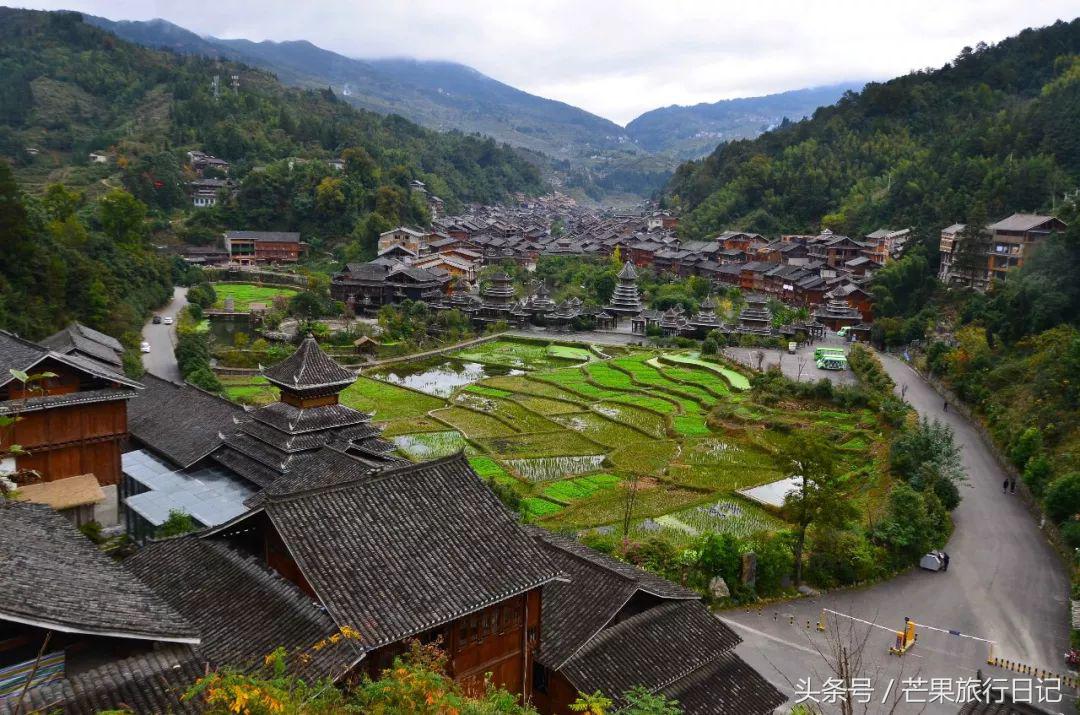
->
[689,295,722,331]
[812,298,863,326]
[737,293,774,335]
[607,261,644,316]
[213,336,403,490]
[525,282,557,315]
[659,307,689,334]
[481,272,516,306]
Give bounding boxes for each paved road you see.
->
[141,286,187,382]
[724,353,1071,714]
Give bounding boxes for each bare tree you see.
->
[761,613,925,715]
[754,349,767,371]
[797,356,808,382]
[620,472,641,540]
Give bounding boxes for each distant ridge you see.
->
[624,83,864,159]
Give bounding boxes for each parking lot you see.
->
[723,336,858,386]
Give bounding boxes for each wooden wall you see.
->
[358,588,543,703]
[3,401,127,486]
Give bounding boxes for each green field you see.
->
[221,343,885,545]
[212,283,298,311]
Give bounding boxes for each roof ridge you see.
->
[262,450,470,504]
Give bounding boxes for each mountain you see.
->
[83,15,636,162]
[664,18,1080,241]
[0,8,543,206]
[625,83,863,159]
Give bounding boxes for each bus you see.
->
[813,347,845,362]
[816,354,848,371]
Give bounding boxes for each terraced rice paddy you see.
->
[392,431,472,460]
[328,341,884,546]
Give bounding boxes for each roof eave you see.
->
[0,610,201,645]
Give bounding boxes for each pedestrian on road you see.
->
[943,400,948,412]
[1010,478,1017,494]
[942,552,950,572]
[1003,478,1010,494]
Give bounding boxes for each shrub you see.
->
[806,527,880,587]
[157,509,197,538]
[1010,427,1044,471]
[1044,472,1080,523]
[1023,455,1053,496]
[1060,521,1080,550]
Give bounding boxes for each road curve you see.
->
[723,352,1071,712]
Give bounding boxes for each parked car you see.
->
[163,316,173,325]
[140,341,151,353]
[152,315,162,324]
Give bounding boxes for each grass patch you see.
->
[662,354,750,390]
[433,406,516,438]
[212,283,298,311]
[673,414,712,437]
[593,403,667,439]
[552,412,652,449]
[341,376,445,421]
[476,430,601,458]
[380,416,447,436]
[465,385,514,398]
[510,395,585,415]
[522,497,564,519]
[468,456,516,486]
[609,440,679,475]
[542,475,620,503]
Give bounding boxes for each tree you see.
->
[1044,472,1080,523]
[98,189,147,247]
[952,204,991,287]
[873,483,942,565]
[780,435,857,587]
[620,687,683,715]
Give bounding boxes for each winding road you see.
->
[724,353,1071,713]
[140,286,187,382]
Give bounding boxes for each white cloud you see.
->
[17,0,1079,123]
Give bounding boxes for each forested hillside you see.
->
[0,7,544,344]
[0,9,543,210]
[664,19,1080,244]
[84,14,636,162]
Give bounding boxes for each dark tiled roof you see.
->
[533,530,695,669]
[0,645,204,715]
[561,600,740,704]
[249,444,388,503]
[0,388,134,416]
[126,536,358,680]
[225,230,301,243]
[212,447,281,487]
[0,331,139,390]
[262,336,355,391]
[658,651,787,715]
[39,322,123,367]
[262,452,560,652]
[251,401,367,434]
[128,374,242,468]
[0,502,197,643]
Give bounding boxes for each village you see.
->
[1,5,1079,714]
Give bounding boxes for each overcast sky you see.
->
[17,0,1080,124]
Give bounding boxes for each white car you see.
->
[140,341,151,353]
[163,316,173,325]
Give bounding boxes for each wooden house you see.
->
[0,330,141,497]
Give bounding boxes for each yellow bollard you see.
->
[816,609,826,632]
